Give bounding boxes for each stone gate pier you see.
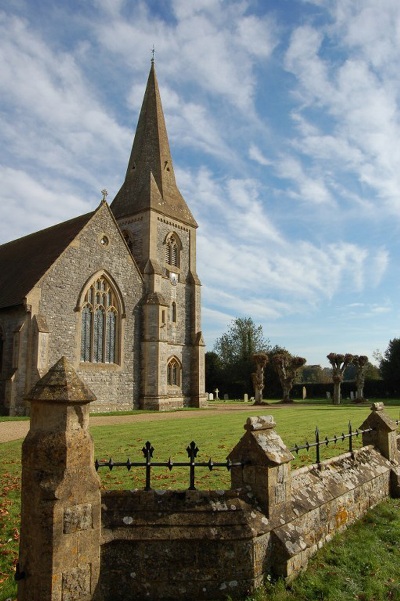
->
[17,357,101,601]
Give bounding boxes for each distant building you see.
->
[0,61,206,414]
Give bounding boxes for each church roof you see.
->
[0,212,94,310]
[111,61,197,228]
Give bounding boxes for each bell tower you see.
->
[111,60,206,410]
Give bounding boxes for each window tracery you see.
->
[167,357,181,386]
[80,275,120,364]
[165,233,180,268]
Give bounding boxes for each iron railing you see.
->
[290,422,374,465]
[95,440,247,491]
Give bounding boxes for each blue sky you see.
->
[1,0,400,367]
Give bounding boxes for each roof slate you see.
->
[0,211,94,310]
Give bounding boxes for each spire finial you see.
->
[101,189,108,202]
[151,45,155,64]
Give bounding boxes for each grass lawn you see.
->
[1,400,400,600]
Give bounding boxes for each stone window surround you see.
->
[167,356,182,387]
[164,232,182,269]
[76,271,126,367]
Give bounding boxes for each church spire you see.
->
[111,61,197,228]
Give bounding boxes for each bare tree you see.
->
[252,353,269,404]
[272,352,306,403]
[352,355,369,402]
[326,353,353,405]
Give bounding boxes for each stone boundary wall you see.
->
[95,445,393,601]
[17,358,400,601]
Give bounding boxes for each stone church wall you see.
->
[35,204,144,412]
[0,307,29,414]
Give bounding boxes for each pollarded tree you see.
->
[326,353,353,405]
[272,352,306,403]
[252,353,269,405]
[352,355,369,402]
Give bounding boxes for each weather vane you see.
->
[101,189,108,201]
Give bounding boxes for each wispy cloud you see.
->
[0,0,399,366]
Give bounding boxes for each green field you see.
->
[1,401,400,600]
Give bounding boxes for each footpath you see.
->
[0,403,263,443]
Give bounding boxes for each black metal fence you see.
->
[289,422,374,464]
[95,440,247,491]
[95,420,400,489]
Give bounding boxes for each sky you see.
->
[1,0,400,368]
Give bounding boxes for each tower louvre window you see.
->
[122,230,134,254]
[80,275,121,364]
[165,233,180,268]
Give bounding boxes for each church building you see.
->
[0,61,206,415]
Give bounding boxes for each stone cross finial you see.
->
[101,188,108,201]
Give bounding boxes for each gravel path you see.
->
[0,403,267,443]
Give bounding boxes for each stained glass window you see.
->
[80,275,119,363]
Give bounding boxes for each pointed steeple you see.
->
[111,61,197,228]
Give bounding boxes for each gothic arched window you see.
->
[167,357,181,387]
[122,230,134,255]
[165,233,180,268]
[80,275,120,364]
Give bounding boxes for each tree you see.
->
[252,353,269,404]
[300,364,331,384]
[272,352,306,403]
[380,338,400,393]
[326,353,353,405]
[351,355,369,401]
[213,317,271,396]
[205,352,223,395]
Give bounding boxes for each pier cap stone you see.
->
[229,416,293,466]
[360,402,397,433]
[371,402,384,412]
[25,356,96,405]
[245,415,276,431]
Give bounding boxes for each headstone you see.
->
[215,388,219,400]
[224,394,229,401]
[208,393,214,401]
[350,391,354,400]
[326,392,331,400]
[302,386,307,400]
[244,394,249,402]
